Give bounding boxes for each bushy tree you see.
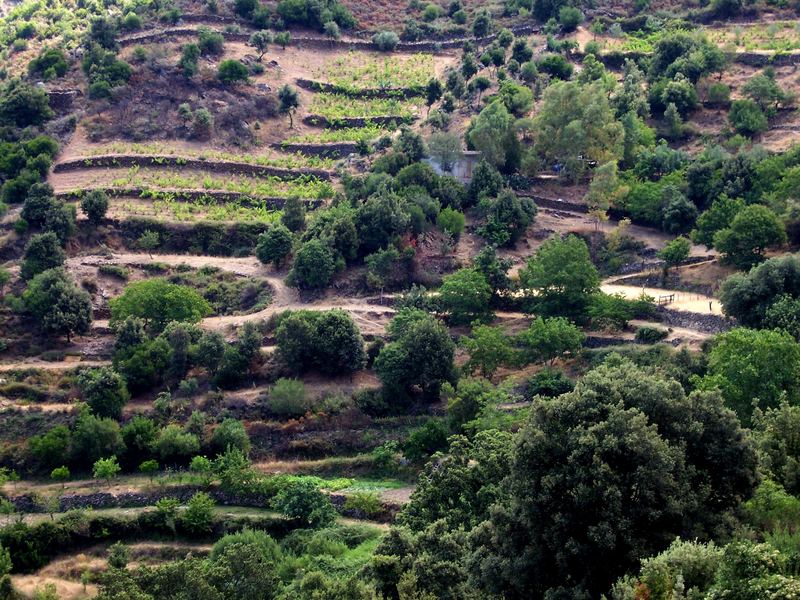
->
[22,268,92,341]
[700,327,800,424]
[518,234,600,320]
[20,232,65,280]
[355,190,410,254]
[217,59,248,84]
[558,5,583,31]
[439,268,492,325]
[693,195,743,249]
[0,78,53,127]
[71,413,125,466]
[477,190,536,247]
[211,418,250,456]
[256,224,293,267]
[289,239,335,290]
[275,310,365,375]
[155,424,200,463]
[534,81,623,182]
[78,367,130,419]
[80,190,109,225]
[713,204,786,269]
[375,311,456,404]
[281,196,306,232]
[518,316,584,365]
[729,98,768,137]
[467,100,519,173]
[181,491,215,534]
[460,325,516,379]
[468,358,758,598]
[109,279,211,333]
[271,479,337,528]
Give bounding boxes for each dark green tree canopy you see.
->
[468,357,758,599]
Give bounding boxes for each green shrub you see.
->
[343,492,382,516]
[372,30,400,51]
[218,60,249,84]
[635,326,669,344]
[268,378,309,417]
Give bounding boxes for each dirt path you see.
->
[0,359,110,372]
[601,283,722,314]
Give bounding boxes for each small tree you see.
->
[139,459,159,482]
[278,85,300,128]
[137,229,160,256]
[657,236,691,283]
[20,232,65,280]
[437,207,465,241]
[713,204,787,269]
[92,456,121,487]
[50,466,70,489]
[728,99,768,137]
[22,268,92,341]
[439,268,493,325]
[249,31,271,61]
[77,367,130,419]
[271,479,337,528]
[289,239,335,290]
[181,491,215,534]
[179,43,200,77]
[80,190,109,225]
[190,455,214,486]
[107,541,130,569]
[425,78,443,115]
[281,196,306,232]
[518,316,585,365]
[460,324,516,379]
[256,224,293,268]
[274,31,291,49]
[428,132,463,172]
[558,6,583,32]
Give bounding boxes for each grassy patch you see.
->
[283,125,393,145]
[314,52,435,91]
[309,93,422,120]
[84,143,337,170]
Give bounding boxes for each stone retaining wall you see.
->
[657,306,735,334]
[9,484,399,523]
[276,141,358,158]
[303,114,415,129]
[119,22,537,52]
[295,78,424,99]
[57,187,325,209]
[53,155,333,181]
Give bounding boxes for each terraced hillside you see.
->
[1,0,800,598]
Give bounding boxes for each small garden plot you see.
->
[70,166,336,199]
[707,21,800,52]
[97,263,273,316]
[92,195,284,224]
[84,142,337,170]
[283,124,393,145]
[309,93,423,120]
[313,52,436,91]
